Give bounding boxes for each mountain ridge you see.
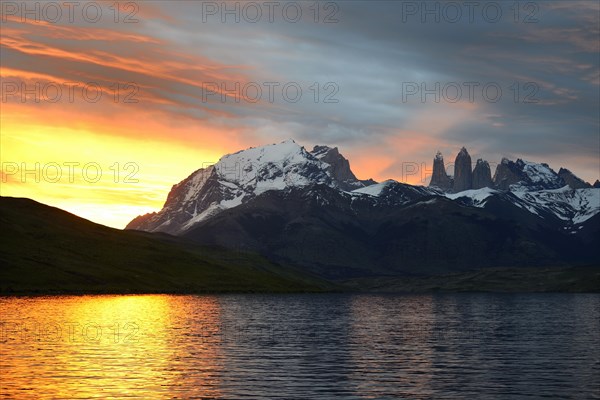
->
[126,139,599,278]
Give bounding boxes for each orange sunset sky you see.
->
[1,1,598,228]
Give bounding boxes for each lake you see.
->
[1,294,598,399]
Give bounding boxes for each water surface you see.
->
[1,294,598,399]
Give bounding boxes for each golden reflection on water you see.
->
[3,294,598,398]
[0,295,222,399]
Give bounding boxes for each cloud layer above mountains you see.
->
[2,0,598,227]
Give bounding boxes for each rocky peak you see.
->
[311,145,335,158]
[558,168,591,189]
[493,158,525,190]
[472,159,493,189]
[429,150,452,191]
[594,180,600,188]
[493,158,565,191]
[310,145,365,191]
[127,140,333,234]
[515,159,564,190]
[453,147,473,192]
[127,140,370,234]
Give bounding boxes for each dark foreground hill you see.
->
[2,196,598,294]
[0,197,332,294]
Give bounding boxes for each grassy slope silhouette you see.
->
[0,197,332,294]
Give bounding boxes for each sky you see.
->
[1,0,599,228]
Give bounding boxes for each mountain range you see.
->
[127,140,600,279]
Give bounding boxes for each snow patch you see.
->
[180,203,223,232]
[183,166,214,202]
[445,187,497,206]
[351,180,394,197]
[215,140,330,195]
[220,195,244,208]
[520,160,557,184]
[512,187,600,223]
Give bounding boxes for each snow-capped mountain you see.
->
[127,139,368,234]
[127,140,599,276]
[494,158,566,191]
[421,146,599,225]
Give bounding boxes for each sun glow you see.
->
[0,110,223,228]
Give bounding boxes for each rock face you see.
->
[493,158,525,190]
[428,151,453,190]
[310,146,365,191]
[453,147,473,192]
[558,168,591,189]
[472,159,493,189]
[594,180,600,189]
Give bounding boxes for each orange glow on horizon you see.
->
[0,107,230,228]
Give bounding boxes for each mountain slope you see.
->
[182,184,599,278]
[444,186,600,226]
[0,197,332,294]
